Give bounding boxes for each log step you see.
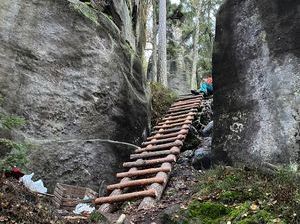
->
[151,124,190,135]
[147,130,188,140]
[175,95,202,102]
[173,99,202,107]
[142,135,185,146]
[131,147,180,160]
[158,116,194,125]
[95,189,157,204]
[161,112,197,121]
[123,155,176,168]
[168,105,199,113]
[154,120,192,130]
[107,177,165,191]
[166,108,198,116]
[169,103,199,111]
[116,167,172,178]
[135,140,183,153]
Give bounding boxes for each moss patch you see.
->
[170,166,300,224]
[68,0,99,25]
[150,82,177,126]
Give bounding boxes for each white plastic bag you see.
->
[20,173,47,194]
[73,203,95,214]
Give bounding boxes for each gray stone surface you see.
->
[212,0,300,165]
[0,0,150,191]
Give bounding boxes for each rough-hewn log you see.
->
[168,105,199,113]
[161,112,197,121]
[175,95,202,102]
[116,166,172,178]
[123,155,176,168]
[138,163,172,209]
[166,108,197,116]
[154,120,192,130]
[130,147,180,159]
[158,116,194,125]
[95,189,157,204]
[107,177,165,191]
[135,140,183,153]
[147,130,188,140]
[142,135,185,146]
[151,124,190,135]
[173,99,201,107]
[169,103,199,111]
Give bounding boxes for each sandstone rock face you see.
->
[0,0,150,191]
[212,0,300,165]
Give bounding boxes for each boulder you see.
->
[212,0,300,165]
[192,147,212,170]
[0,0,150,191]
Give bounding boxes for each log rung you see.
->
[147,130,188,140]
[94,189,157,204]
[135,140,183,153]
[154,120,192,130]
[107,177,165,191]
[161,112,197,121]
[142,135,185,146]
[175,95,202,102]
[116,167,172,178]
[151,124,190,135]
[168,105,199,113]
[131,147,180,160]
[173,99,202,107]
[166,108,198,116]
[158,116,194,126]
[123,155,176,168]
[169,103,199,111]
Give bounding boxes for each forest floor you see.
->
[1,96,300,224]
[122,165,300,224]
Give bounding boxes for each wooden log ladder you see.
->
[96,95,202,212]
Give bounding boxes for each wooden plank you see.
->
[116,166,172,178]
[107,177,165,191]
[95,189,157,204]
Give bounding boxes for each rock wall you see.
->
[0,0,150,191]
[212,0,300,165]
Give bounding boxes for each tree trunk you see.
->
[158,0,168,87]
[152,0,158,82]
[191,0,201,90]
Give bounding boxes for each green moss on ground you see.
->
[169,166,300,224]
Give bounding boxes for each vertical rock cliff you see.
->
[212,0,300,165]
[0,0,150,191]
